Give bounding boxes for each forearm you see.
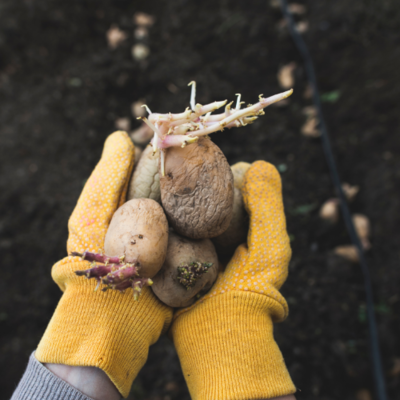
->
[44,364,121,400]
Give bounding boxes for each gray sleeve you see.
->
[11,352,93,400]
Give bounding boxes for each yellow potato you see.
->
[104,199,168,278]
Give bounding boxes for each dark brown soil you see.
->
[1,1,399,399]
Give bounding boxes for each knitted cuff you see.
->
[11,352,92,400]
[171,291,296,400]
[36,262,172,398]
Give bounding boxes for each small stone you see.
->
[106,25,128,49]
[115,117,131,132]
[131,99,147,117]
[288,3,306,14]
[301,116,320,137]
[296,21,309,33]
[130,124,154,145]
[277,62,296,89]
[352,214,371,250]
[342,183,359,202]
[132,44,150,60]
[334,245,359,263]
[133,12,155,27]
[319,198,339,224]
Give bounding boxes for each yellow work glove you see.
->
[171,161,296,400]
[36,131,173,398]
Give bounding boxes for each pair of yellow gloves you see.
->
[36,131,296,399]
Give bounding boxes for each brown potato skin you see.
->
[212,162,251,259]
[104,199,168,278]
[160,137,234,239]
[151,231,219,308]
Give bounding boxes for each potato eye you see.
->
[138,234,143,239]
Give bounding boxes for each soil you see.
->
[1,1,399,399]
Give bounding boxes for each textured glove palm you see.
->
[171,161,296,400]
[36,132,173,397]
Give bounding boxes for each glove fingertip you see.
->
[242,161,282,206]
[104,130,135,159]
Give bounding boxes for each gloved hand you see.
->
[171,161,296,400]
[35,131,173,398]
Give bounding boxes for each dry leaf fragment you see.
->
[301,106,320,137]
[133,12,155,27]
[130,123,154,145]
[115,117,131,132]
[288,3,307,14]
[342,183,359,202]
[131,44,150,60]
[319,198,339,224]
[277,62,297,89]
[352,214,371,250]
[301,116,320,137]
[106,25,128,50]
[334,245,359,263]
[131,99,147,118]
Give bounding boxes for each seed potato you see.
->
[127,144,161,202]
[212,162,251,258]
[104,198,168,278]
[160,137,234,239]
[151,231,219,308]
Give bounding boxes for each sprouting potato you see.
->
[73,199,168,299]
[212,162,251,258]
[151,231,219,308]
[138,82,292,240]
[160,137,234,239]
[104,199,168,278]
[127,145,161,202]
[74,83,292,302]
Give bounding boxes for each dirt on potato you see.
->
[1,1,399,400]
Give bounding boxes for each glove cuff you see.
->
[36,260,172,398]
[171,291,296,400]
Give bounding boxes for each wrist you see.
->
[36,259,173,397]
[172,291,296,400]
[44,363,120,400]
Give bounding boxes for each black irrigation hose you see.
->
[279,1,388,399]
